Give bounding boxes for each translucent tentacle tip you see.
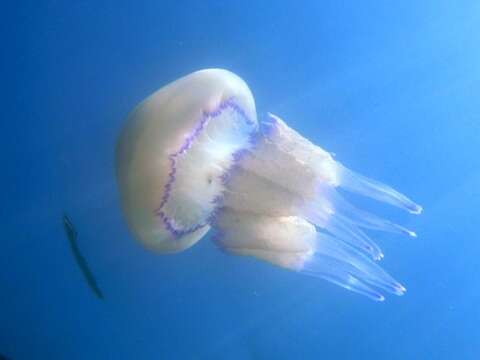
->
[405,229,417,238]
[397,284,407,294]
[409,204,423,215]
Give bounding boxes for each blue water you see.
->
[2,1,480,359]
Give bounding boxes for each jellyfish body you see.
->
[116,69,422,301]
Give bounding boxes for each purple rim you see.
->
[154,98,256,239]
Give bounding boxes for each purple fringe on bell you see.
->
[154,97,256,239]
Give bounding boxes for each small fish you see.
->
[62,214,104,299]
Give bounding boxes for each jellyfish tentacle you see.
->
[214,210,405,300]
[324,216,384,260]
[336,164,423,215]
[300,201,384,260]
[217,113,420,300]
[338,212,417,238]
[333,194,417,237]
[312,233,406,295]
[314,186,418,237]
[301,259,386,301]
[300,242,405,301]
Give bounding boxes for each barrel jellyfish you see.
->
[115,69,422,301]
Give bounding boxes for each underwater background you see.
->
[2,1,480,359]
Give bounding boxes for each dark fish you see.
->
[0,354,11,360]
[62,214,104,299]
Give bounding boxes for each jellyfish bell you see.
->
[115,69,257,253]
[115,68,422,301]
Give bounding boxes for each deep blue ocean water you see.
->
[2,1,480,359]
